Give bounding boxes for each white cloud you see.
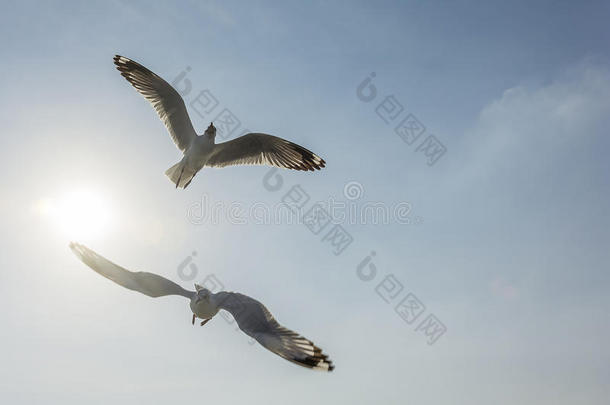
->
[456,63,610,187]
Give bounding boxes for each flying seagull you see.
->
[70,243,334,371]
[113,55,326,189]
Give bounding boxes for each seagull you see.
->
[113,55,326,189]
[70,243,334,371]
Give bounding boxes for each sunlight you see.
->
[35,188,115,240]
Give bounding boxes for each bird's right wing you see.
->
[214,291,334,371]
[206,133,326,171]
[70,243,193,299]
[113,55,197,152]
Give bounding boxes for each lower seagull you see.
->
[70,243,334,371]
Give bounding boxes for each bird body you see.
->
[113,55,326,188]
[189,285,220,319]
[165,127,215,188]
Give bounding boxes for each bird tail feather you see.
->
[165,161,197,189]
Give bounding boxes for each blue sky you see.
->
[1,1,609,404]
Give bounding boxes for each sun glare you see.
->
[35,189,114,240]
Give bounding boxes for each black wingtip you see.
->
[291,340,335,371]
[296,354,334,372]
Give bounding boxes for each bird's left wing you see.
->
[70,243,193,299]
[113,55,197,152]
[206,133,325,171]
[214,291,334,371]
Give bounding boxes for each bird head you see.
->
[205,122,216,139]
[194,283,211,301]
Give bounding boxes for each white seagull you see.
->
[70,243,334,371]
[113,55,326,189]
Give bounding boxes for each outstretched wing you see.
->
[113,55,197,152]
[214,291,334,371]
[70,243,193,299]
[206,133,326,171]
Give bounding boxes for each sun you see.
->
[35,188,115,240]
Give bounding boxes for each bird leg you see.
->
[192,313,196,325]
[200,319,210,327]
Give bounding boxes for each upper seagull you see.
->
[70,242,334,371]
[113,55,326,188]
